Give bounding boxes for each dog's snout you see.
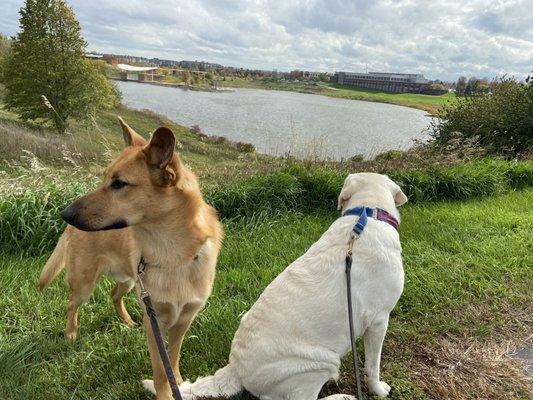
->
[61,205,79,225]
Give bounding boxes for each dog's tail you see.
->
[143,365,243,399]
[38,231,68,291]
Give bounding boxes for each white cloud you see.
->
[1,0,532,80]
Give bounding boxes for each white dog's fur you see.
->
[144,172,408,400]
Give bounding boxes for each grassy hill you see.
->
[0,101,284,188]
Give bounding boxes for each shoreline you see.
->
[110,77,234,93]
[218,79,454,116]
[109,76,453,116]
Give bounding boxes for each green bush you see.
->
[504,161,533,189]
[391,161,502,202]
[1,159,532,256]
[431,77,533,157]
[0,181,88,255]
[206,172,303,220]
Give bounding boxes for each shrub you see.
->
[206,172,303,220]
[189,125,255,153]
[502,161,533,189]
[431,77,533,157]
[0,179,92,255]
[235,142,255,153]
[1,160,532,256]
[374,150,405,163]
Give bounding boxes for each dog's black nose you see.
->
[60,205,79,225]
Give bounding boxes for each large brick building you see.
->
[333,71,429,93]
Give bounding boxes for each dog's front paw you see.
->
[142,379,156,394]
[367,380,391,397]
[65,331,77,341]
[178,381,196,400]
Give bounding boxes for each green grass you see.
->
[1,190,532,399]
[324,84,458,115]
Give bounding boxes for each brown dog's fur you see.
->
[38,118,223,399]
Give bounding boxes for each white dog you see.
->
[144,172,407,400]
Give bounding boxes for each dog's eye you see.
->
[110,179,128,190]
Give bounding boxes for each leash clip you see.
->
[137,256,150,299]
[347,231,358,252]
[137,275,150,299]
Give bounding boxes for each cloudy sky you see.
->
[1,0,532,80]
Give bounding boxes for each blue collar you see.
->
[342,206,399,236]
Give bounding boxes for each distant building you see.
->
[178,60,224,71]
[84,53,103,60]
[333,71,429,93]
[116,64,162,82]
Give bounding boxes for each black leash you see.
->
[346,236,364,400]
[137,256,183,400]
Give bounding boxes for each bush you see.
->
[390,161,506,202]
[234,142,255,153]
[431,77,533,157]
[1,160,532,256]
[0,179,92,255]
[206,172,303,220]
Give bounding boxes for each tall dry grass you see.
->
[0,119,102,166]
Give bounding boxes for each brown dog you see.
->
[38,117,223,399]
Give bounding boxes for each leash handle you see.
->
[346,252,364,400]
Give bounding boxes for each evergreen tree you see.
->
[4,0,117,133]
[464,77,479,95]
[455,76,467,96]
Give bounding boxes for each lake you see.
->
[117,81,432,160]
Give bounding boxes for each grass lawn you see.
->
[1,190,531,400]
[324,84,457,115]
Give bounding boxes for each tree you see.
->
[4,0,118,133]
[180,69,189,84]
[0,33,12,83]
[463,77,490,95]
[475,77,490,94]
[464,77,477,95]
[429,82,445,90]
[455,76,467,96]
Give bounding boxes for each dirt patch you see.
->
[318,301,533,399]
[410,337,532,399]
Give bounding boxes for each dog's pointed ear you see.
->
[144,127,176,169]
[118,116,146,147]
[394,186,408,207]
